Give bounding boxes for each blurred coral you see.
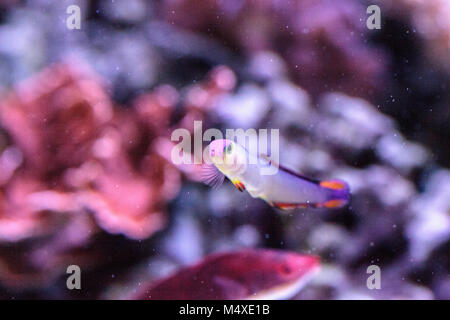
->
[0,59,240,292]
[0,61,179,290]
[381,0,450,71]
[0,0,448,301]
[161,0,388,98]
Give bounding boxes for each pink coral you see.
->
[0,60,237,290]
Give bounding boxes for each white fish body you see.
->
[205,139,349,210]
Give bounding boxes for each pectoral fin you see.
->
[201,163,225,189]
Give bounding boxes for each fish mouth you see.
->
[246,265,321,300]
[209,152,224,162]
[209,151,222,158]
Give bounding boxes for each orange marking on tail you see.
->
[323,199,346,208]
[320,180,347,190]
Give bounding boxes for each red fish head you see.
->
[231,250,320,290]
[273,251,320,281]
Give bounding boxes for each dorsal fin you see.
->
[259,154,320,185]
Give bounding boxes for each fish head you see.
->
[273,251,320,281]
[208,139,233,161]
[243,250,320,299]
[208,139,242,172]
[213,250,320,300]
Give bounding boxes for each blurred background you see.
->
[0,0,449,299]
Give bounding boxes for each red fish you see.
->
[132,249,320,300]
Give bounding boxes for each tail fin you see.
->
[268,179,350,211]
[319,179,350,209]
[319,179,348,191]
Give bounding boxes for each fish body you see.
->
[205,139,349,209]
[132,249,320,300]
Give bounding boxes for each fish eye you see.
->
[224,144,232,154]
[279,264,292,275]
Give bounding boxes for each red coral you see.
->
[0,61,182,290]
[0,62,113,177]
[0,59,237,291]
